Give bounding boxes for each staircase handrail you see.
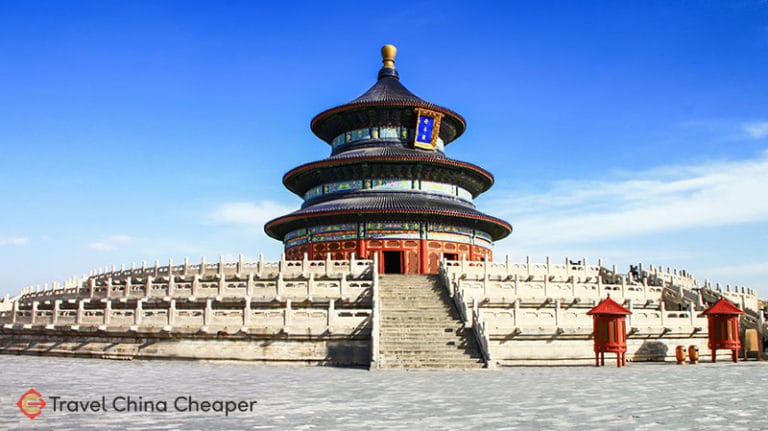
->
[369,254,380,369]
[441,258,490,366]
[472,304,493,368]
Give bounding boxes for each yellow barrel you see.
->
[675,345,687,364]
[688,345,699,364]
[745,329,759,359]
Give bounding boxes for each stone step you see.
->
[379,319,461,330]
[379,283,443,292]
[382,361,484,366]
[379,332,464,337]
[380,300,448,303]
[379,287,441,290]
[380,311,457,316]
[380,313,457,317]
[381,360,484,367]
[381,364,484,369]
[379,326,459,331]
[379,338,470,344]
[380,291,445,293]
[379,337,466,342]
[380,316,458,321]
[380,315,456,319]
[380,309,455,313]
[381,318,457,322]
[379,330,467,335]
[380,325,461,329]
[380,314,458,319]
[382,351,481,357]
[380,345,471,350]
[379,329,460,333]
[380,286,446,289]
[379,323,458,327]
[379,336,464,341]
[380,291,441,294]
[381,313,457,316]
[381,312,456,316]
[377,274,483,369]
[380,323,459,326]
[380,302,446,305]
[383,355,482,360]
[380,339,477,345]
[379,332,460,336]
[381,348,479,353]
[384,353,483,359]
[380,317,458,322]
[379,333,466,337]
[382,355,482,361]
[380,303,450,306]
[380,292,446,295]
[380,286,442,289]
[381,352,481,357]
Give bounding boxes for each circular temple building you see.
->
[265,45,512,274]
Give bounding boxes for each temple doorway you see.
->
[383,251,403,274]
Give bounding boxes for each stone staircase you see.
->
[377,274,484,369]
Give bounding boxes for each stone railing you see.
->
[440,257,711,340]
[13,254,374,304]
[436,256,765,365]
[476,302,706,337]
[1,255,377,338]
[443,256,762,312]
[15,277,374,304]
[472,305,493,368]
[717,284,760,313]
[0,294,19,312]
[640,264,699,290]
[370,254,381,369]
[450,277,665,306]
[1,298,372,336]
[443,256,603,283]
[439,266,491,367]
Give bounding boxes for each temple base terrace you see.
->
[0,255,763,368]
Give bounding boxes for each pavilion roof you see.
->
[587,296,632,316]
[310,47,466,145]
[699,297,744,316]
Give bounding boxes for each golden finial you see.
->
[381,44,397,69]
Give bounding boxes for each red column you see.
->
[419,239,428,274]
[358,239,367,260]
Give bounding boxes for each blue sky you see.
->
[1,1,767,296]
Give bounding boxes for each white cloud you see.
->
[743,121,768,139]
[88,235,133,251]
[0,237,29,246]
[210,201,294,228]
[708,262,768,279]
[703,262,768,290]
[484,149,768,246]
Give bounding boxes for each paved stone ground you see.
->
[1,355,767,430]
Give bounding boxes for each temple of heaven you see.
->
[265,45,512,274]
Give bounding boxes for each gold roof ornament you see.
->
[381,44,397,69]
